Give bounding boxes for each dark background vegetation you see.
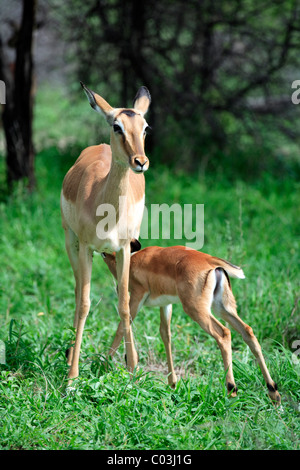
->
[1,0,300,188]
[0,0,299,451]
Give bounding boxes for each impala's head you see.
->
[81,82,151,173]
[101,238,141,278]
[101,251,117,278]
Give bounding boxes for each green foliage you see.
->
[0,139,299,449]
[33,86,110,152]
[1,0,299,449]
[50,0,300,177]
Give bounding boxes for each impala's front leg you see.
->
[115,245,138,372]
[159,306,178,388]
[68,243,93,385]
[108,285,145,358]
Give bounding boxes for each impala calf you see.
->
[61,83,151,385]
[102,246,281,404]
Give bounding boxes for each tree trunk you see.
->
[0,0,37,191]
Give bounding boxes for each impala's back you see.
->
[102,245,244,304]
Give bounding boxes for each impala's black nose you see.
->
[131,154,149,172]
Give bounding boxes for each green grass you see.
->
[0,89,299,450]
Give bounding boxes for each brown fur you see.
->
[62,144,145,207]
[103,245,281,404]
[61,84,151,383]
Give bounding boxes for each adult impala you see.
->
[61,82,151,383]
[102,246,281,404]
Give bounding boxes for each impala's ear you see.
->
[80,82,114,124]
[130,238,142,253]
[133,86,151,116]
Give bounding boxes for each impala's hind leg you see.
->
[191,307,237,396]
[159,305,177,388]
[215,270,281,404]
[180,271,237,396]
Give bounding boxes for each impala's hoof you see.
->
[124,353,140,365]
[65,347,73,366]
[267,383,281,405]
[227,382,238,397]
[167,372,178,389]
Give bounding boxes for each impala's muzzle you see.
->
[130,154,149,173]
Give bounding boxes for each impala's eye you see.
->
[113,124,123,134]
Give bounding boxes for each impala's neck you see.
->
[97,152,135,223]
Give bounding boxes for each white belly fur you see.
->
[144,294,180,307]
[61,192,145,253]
